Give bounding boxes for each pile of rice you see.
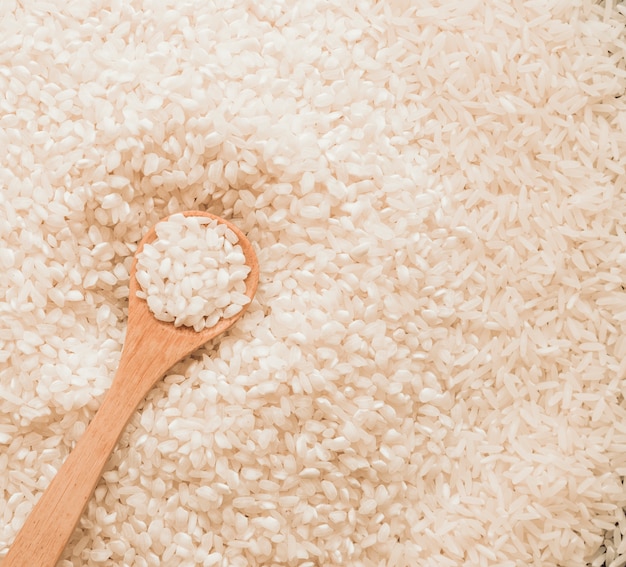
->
[1,1,625,566]
[135,213,252,331]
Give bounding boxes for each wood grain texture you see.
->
[3,211,259,567]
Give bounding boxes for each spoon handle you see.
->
[3,377,139,567]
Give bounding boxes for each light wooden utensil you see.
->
[3,211,259,567]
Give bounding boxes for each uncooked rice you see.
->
[1,1,625,566]
[135,213,251,332]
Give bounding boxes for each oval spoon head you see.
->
[124,210,259,378]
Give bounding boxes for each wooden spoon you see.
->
[3,211,259,567]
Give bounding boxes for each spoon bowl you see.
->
[3,210,259,567]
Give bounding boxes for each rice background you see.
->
[1,1,625,566]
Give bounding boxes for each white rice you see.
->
[1,1,625,566]
[135,213,251,332]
